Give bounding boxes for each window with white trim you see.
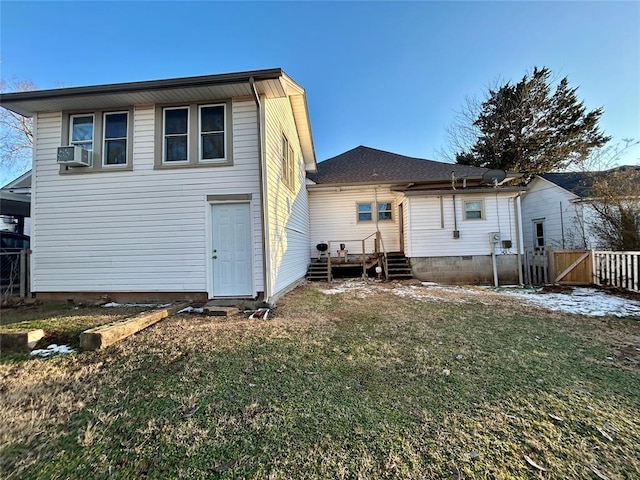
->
[282,134,295,189]
[70,114,94,153]
[155,101,232,168]
[357,202,393,222]
[377,202,393,220]
[533,219,545,250]
[163,107,189,163]
[61,109,133,173]
[199,104,225,161]
[357,203,372,221]
[464,200,484,220]
[103,112,128,166]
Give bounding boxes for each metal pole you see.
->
[19,250,26,298]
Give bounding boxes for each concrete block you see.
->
[0,329,45,352]
[203,305,239,316]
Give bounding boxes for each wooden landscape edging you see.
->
[0,329,45,353]
[80,302,189,351]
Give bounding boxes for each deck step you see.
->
[306,261,329,282]
[384,252,413,279]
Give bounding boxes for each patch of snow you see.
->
[102,302,172,308]
[30,344,76,357]
[391,284,485,303]
[321,280,377,298]
[500,287,640,317]
[178,306,204,314]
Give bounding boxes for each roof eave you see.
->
[1,68,286,116]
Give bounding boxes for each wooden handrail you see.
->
[376,231,389,279]
[326,231,385,281]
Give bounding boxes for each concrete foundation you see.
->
[410,254,519,285]
[34,291,209,304]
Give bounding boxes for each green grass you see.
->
[0,303,154,350]
[1,283,638,479]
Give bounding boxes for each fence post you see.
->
[546,247,554,284]
[19,249,26,298]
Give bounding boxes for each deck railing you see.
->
[326,231,386,281]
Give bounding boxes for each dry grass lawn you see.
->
[1,282,639,479]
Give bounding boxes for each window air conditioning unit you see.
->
[57,146,91,167]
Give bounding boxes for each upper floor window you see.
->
[200,105,225,161]
[103,112,128,166]
[163,107,189,163]
[156,102,232,168]
[464,200,484,220]
[282,134,295,190]
[61,109,133,174]
[70,114,94,154]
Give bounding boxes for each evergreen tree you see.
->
[456,67,610,178]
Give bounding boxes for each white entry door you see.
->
[211,203,253,297]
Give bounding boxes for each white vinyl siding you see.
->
[264,96,310,298]
[406,193,517,257]
[521,177,590,250]
[31,100,263,294]
[309,186,401,256]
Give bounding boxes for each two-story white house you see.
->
[0,69,316,304]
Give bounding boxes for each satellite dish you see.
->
[482,169,507,186]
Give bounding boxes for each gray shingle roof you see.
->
[540,166,640,197]
[539,172,594,196]
[307,146,489,185]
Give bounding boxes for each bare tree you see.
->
[582,139,640,250]
[0,78,35,183]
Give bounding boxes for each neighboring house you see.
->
[307,146,525,284]
[0,170,32,235]
[522,168,640,251]
[0,69,316,303]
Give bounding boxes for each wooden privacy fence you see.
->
[522,249,640,293]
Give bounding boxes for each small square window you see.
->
[377,202,393,221]
[357,203,372,221]
[464,200,484,220]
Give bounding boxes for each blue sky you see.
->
[1,1,639,175]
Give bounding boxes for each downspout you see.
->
[250,77,272,304]
[515,193,524,285]
[560,201,565,249]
